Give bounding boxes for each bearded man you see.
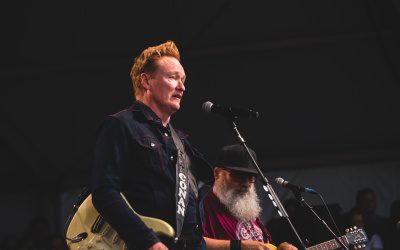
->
[200,144,297,250]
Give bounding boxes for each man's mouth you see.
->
[172,94,182,99]
[236,188,250,195]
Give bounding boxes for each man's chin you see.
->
[170,101,181,112]
[165,105,180,116]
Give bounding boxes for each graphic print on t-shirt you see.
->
[235,221,264,242]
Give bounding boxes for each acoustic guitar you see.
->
[286,226,367,250]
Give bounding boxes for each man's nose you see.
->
[177,79,185,91]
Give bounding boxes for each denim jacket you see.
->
[91,101,212,250]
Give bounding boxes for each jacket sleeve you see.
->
[90,116,160,250]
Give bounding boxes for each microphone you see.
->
[202,101,259,119]
[275,177,317,194]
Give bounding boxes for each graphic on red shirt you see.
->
[236,221,264,242]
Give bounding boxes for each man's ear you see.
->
[213,167,223,179]
[140,73,151,90]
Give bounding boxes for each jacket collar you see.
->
[131,100,163,125]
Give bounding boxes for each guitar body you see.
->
[65,194,175,250]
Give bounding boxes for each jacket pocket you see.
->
[134,136,162,149]
[132,135,170,178]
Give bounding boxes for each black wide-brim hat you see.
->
[215,144,258,174]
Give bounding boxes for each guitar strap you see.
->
[169,123,192,241]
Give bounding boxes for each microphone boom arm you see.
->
[229,119,308,250]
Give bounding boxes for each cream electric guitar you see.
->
[65,192,368,250]
[65,193,175,250]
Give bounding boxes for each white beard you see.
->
[214,178,261,222]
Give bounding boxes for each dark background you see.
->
[1,0,400,247]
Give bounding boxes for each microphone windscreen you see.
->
[202,101,213,112]
[275,177,285,185]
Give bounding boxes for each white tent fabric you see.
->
[259,162,400,222]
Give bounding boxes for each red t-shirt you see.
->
[202,190,271,243]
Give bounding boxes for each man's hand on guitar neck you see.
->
[148,242,169,250]
[241,240,298,250]
[241,239,272,249]
[278,242,298,250]
[205,237,272,250]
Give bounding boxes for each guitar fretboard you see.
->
[306,235,348,250]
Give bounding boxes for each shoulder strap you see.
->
[256,217,272,243]
[169,124,191,241]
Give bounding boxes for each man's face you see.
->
[351,213,365,229]
[215,167,256,193]
[213,167,261,221]
[146,56,186,115]
[359,193,377,215]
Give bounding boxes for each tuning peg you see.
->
[345,228,349,233]
[362,244,366,248]
[353,226,357,230]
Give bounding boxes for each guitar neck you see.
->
[306,235,348,250]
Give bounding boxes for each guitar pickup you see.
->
[92,215,105,233]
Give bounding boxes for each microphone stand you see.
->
[229,119,308,250]
[292,192,349,250]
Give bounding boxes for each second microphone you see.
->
[202,101,259,119]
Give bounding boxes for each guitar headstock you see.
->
[344,226,368,249]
